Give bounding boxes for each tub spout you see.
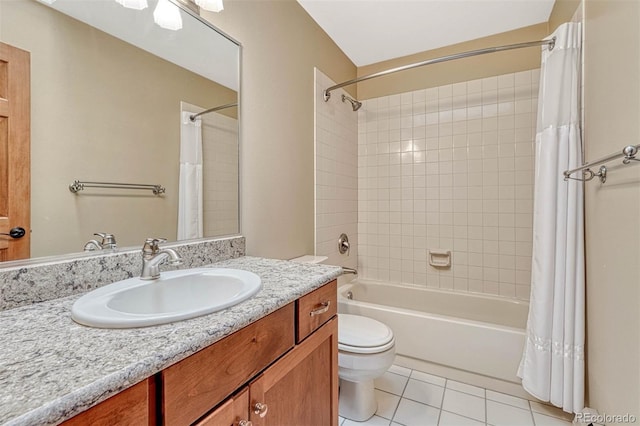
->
[342,267,358,275]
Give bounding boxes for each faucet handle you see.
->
[94,233,117,249]
[338,233,351,256]
[142,237,167,254]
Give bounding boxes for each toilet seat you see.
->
[338,314,395,354]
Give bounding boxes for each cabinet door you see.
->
[195,388,250,426]
[163,303,294,425]
[249,317,338,426]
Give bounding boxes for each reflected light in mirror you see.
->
[154,0,183,30]
[196,0,224,13]
[116,0,149,10]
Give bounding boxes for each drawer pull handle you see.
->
[309,301,331,317]
[254,402,268,418]
[238,420,253,426]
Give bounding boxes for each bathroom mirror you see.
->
[0,0,240,261]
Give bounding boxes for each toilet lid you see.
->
[338,314,394,354]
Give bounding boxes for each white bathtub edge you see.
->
[338,281,527,384]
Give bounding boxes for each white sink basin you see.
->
[71,268,262,328]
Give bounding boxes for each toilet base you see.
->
[338,378,377,422]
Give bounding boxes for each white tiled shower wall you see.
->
[357,70,539,300]
[314,69,358,269]
[202,112,239,237]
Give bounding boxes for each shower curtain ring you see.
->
[583,169,596,181]
[564,169,594,182]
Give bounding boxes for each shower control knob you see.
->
[338,233,350,255]
[0,227,26,239]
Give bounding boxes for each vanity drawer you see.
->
[162,303,295,426]
[296,280,337,343]
[61,378,154,426]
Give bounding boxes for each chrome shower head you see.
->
[341,94,362,111]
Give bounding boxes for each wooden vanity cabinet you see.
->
[162,303,296,425]
[194,388,251,426]
[193,316,338,426]
[61,378,155,426]
[62,280,338,426]
[249,316,338,426]
[188,280,338,426]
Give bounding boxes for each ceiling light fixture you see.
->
[153,0,183,31]
[195,0,224,12]
[115,0,149,10]
[39,0,57,4]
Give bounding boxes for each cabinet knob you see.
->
[238,420,253,426]
[253,402,268,418]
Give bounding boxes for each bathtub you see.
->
[338,279,529,384]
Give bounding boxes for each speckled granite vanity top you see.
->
[0,256,342,426]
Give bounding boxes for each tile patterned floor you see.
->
[338,365,576,426]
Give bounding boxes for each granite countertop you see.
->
[0,256,342,426]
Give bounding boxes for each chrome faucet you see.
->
[342,267,358,275]
[140,238,183,280]
[83,233,117,251]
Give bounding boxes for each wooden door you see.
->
[0,42,30,261]
[249,317,339,426]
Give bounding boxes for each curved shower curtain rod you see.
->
[189,102,238,121]
[323,37,556,102]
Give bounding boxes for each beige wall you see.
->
[549,0,583,32]
[1,0,237,257]
[202,0,356,259]
[583,0,640,416]
[356,24,549,100]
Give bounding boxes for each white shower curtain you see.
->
[517,22,584,413]
[177,111,203,240]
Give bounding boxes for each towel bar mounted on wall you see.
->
[563,144,640,183]
[69,180,166,195]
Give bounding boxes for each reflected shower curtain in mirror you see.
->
[517,22,584,413]
[178,112,203,240]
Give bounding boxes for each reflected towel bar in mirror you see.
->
[69,180,166,195]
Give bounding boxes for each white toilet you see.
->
[338,313,395,421]
[289,255,396,421]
